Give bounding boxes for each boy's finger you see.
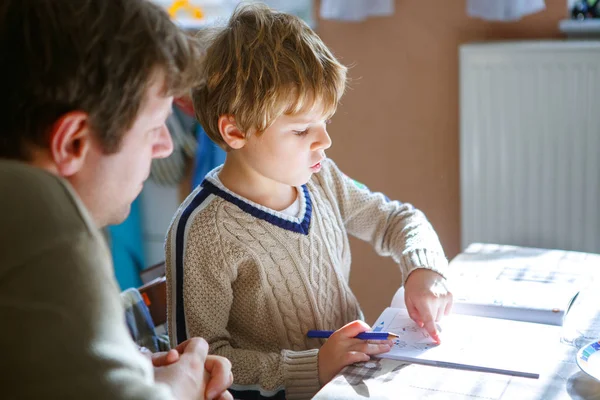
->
[336,320,372,339]
[413,302,439,342]
[405,298,424,328]
[444,297,453,316]
[345,351,371,365]
[423,320,440,343]
[365,339,394,345]
[353,342,392,355]
[436,304,445,322]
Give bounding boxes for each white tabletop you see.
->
[314,344,600,399]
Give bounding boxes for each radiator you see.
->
[460,41,600,254]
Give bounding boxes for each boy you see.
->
[166,4,452,399]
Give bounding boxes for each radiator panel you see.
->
[460,42,600,253]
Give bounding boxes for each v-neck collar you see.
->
[202,172,312,235]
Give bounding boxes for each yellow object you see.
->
[168,0,204,20]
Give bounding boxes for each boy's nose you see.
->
[311,127,332,151]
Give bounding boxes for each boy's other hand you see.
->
[404,269,453,343]
[317,320,393,385]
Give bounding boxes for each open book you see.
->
[373,307,561,379]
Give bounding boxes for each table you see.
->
[313,339,600,399]
[314,244,600,399]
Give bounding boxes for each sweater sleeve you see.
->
[317,158,448,284]
[166,217,321,400]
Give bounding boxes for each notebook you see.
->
[445,243,599,326]
[391,243,598,326]
[372,307,561,379]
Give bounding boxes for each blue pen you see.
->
[307,330,399,340]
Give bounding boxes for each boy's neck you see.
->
[217,157,298,212]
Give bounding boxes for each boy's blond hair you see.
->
[192,3,347,150]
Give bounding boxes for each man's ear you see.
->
[49,111,92,177]
[218,115,247,149]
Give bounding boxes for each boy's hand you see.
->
[317,320,393,385]
[404,269,453,343]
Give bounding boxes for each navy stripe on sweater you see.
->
[173,187,212,344]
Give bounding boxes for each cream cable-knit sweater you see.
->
[165,158,448,399]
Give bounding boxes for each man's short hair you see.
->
[192,3,347,151]
[0,0,201,160]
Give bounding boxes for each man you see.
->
[0,1,232,399]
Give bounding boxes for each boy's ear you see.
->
[218,115,247,150]
[49,111,92,177]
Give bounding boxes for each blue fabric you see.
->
[192,124,226,189]
[108,198,145,290]
[121,288,170,352]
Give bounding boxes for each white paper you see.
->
[374,307,561,378]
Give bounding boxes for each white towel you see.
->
[320,0,394,22]
[467,0,545,21]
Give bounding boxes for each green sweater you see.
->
[166,158,448,399]
[0,161,174,399]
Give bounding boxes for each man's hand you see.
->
[404,269,453,343]
[204,355,234,400]
[140,347,180,367]
[145,339,234,400]
[153,337,209,400]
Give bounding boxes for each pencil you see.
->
[307,330,400,340]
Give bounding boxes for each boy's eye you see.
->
[293,129,309,136]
